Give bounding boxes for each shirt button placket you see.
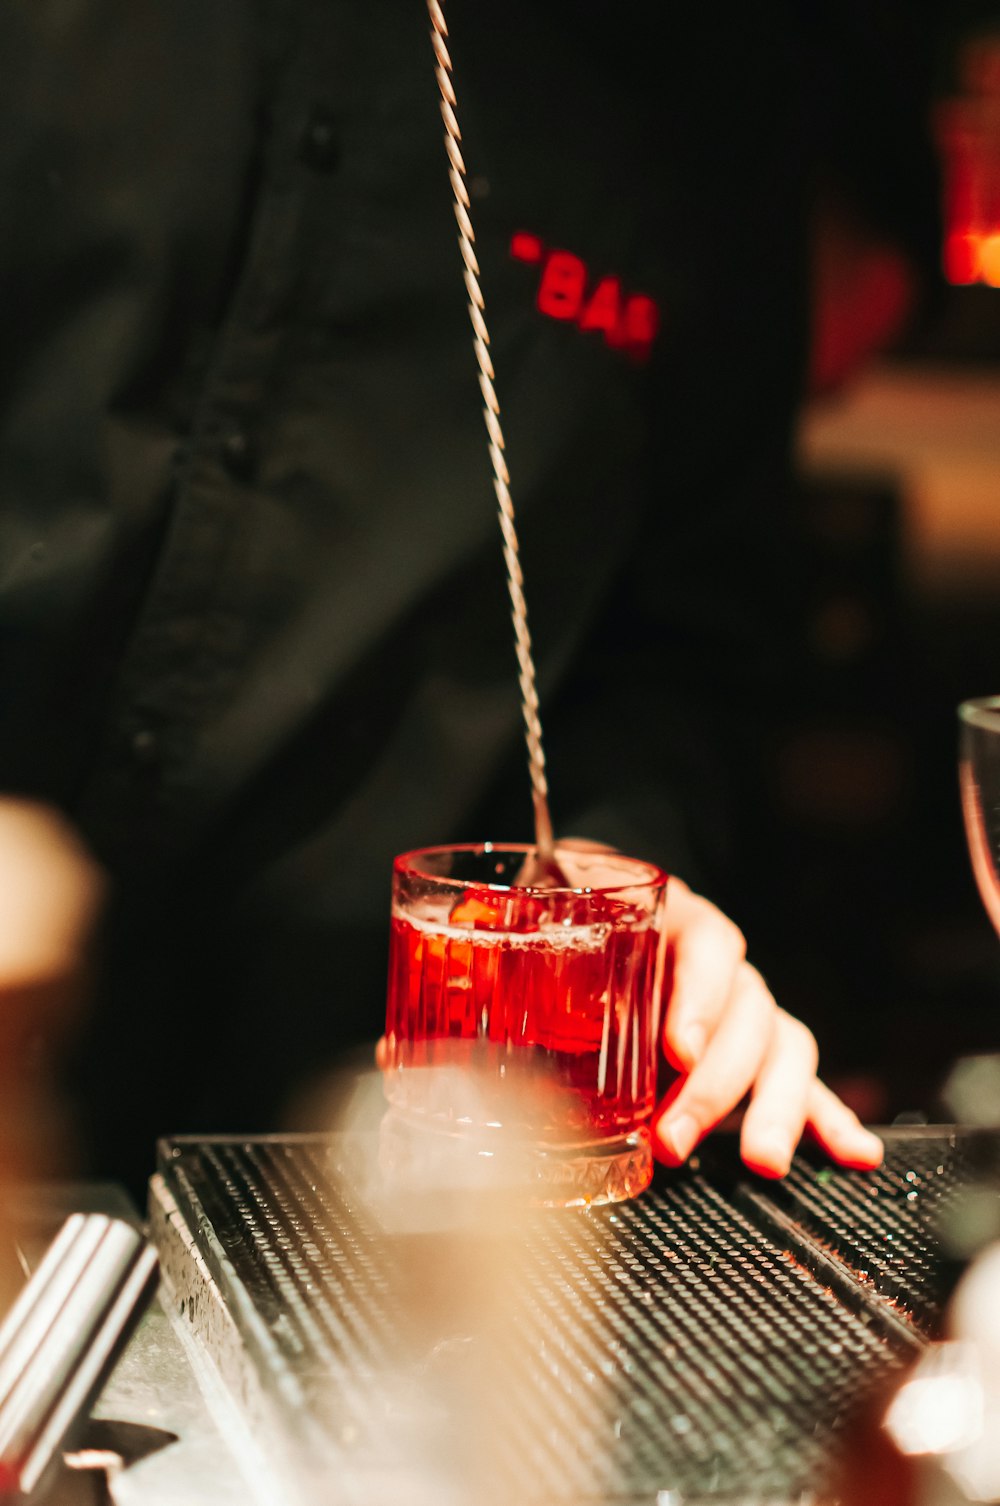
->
[129,727,160,767]
[219,426,256,483]
[297,105,342,173]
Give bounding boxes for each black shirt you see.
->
[0,1,809,1186]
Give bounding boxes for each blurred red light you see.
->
[579,275,623,338]
[622,295,660,350]
[944,231,981,284]
[510,233,661,359]
[509,231,543,263]
[536,250,587,321]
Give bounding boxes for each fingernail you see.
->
[661,1113,699,1163]
[752,1128,793,1176]
[852,1127,885,1164]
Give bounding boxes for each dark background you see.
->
[733,2,1000,1120]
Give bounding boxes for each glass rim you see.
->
[958,696,1000,732]
[392,841,668,896]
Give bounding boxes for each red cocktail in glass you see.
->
[382,843,668,1206]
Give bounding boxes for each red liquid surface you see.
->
[384,885,663,1142]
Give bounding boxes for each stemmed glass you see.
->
[958,697,1000,938]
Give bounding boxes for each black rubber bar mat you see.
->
[151,1127,976,1504]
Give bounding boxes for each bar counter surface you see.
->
[12,1125,987,1505]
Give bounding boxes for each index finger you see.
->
[661,879,747,1071]
[805,1079,884,1169]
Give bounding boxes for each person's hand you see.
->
[0,798,104,1183]
[374,840,884,1179]
[652,876,883,1178]
[0,797,104,1010]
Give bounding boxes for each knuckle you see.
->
[735,964,777,1028]
[740,959,773,1000]
[674,1093,714,1131]
[661,1010,685,1052]
[661,1013,706,1072]
[722,921,746,969]
[800,1026,820,1074]
[678,1073,737,1128]
[719,916,746,962]
[782,1012,819,1072]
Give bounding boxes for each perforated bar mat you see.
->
[745,1125,979,1334]
[151,1128,977,1505]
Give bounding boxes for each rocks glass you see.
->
[382,842,669,1207]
